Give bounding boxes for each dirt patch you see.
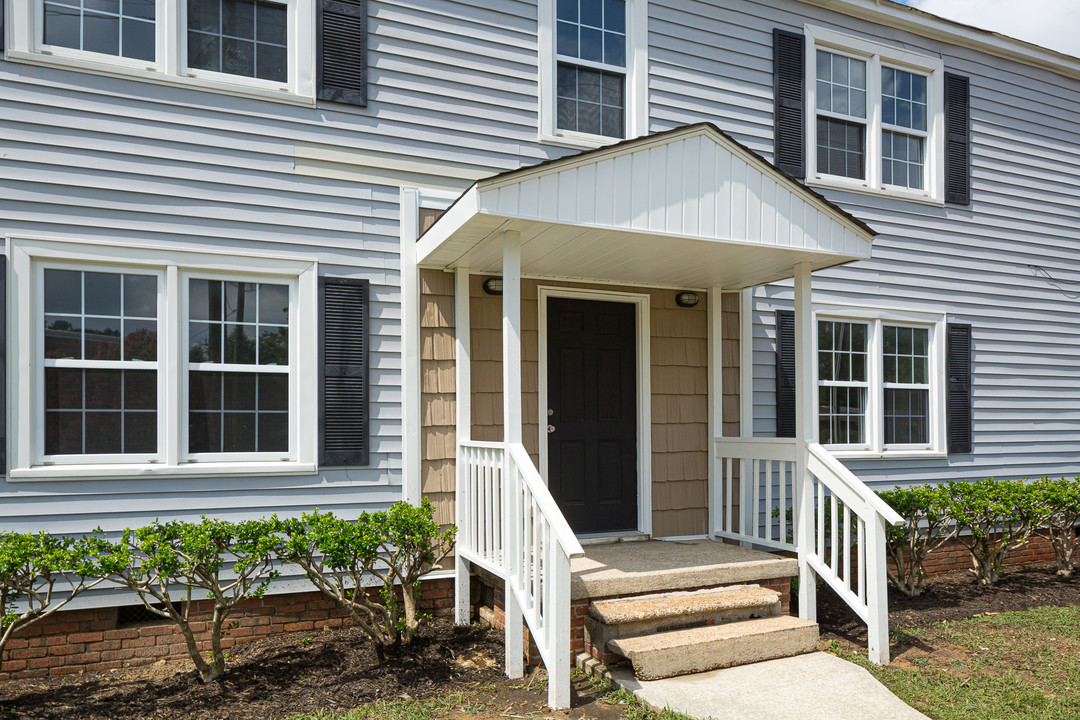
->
[818,560,1080,650]
[0,620,627,720]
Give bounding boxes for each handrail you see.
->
[807,443,903,526]
[508,443,585,559]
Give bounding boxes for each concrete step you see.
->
[608,615,819,680]
[585,585,782,653]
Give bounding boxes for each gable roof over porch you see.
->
[417,123,876,289]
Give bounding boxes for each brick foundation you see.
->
[891,532,1059,577]
[471,565,791,669]
[0,579,454,681]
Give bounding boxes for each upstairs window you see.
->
[806,26,944,202]
[540,0,646,146]
[556,0,626,139]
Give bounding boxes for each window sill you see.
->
[538,131,621,150]
[827,450,947,461]
[3,49,316,107]
[807,176,945,207]
[6,462,318,482]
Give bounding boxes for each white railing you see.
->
[458,441,506,575]
[457,440,584,710]
[713,438,799,553]
[712,437,903,664]
[804,442,902,664]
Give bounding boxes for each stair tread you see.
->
[590,585,780,625]
[610,614,817,656]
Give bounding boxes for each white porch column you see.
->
[501,230,524,679]
[454,267,472,627]
[794,262,817,621]
[707,286,723,538]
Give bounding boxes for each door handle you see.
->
[547,425,556,434]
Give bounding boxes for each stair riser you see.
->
[617,624,819,681]
[584,602,782,653]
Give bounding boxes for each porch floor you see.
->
[570,539,798,601]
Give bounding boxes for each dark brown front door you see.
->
[546,297,638,535]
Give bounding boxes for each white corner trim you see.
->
[537,285,652,537]
[400,187,422,506]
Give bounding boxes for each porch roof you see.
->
[416,123,876,289]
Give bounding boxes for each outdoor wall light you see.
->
[675,291,700,308]
[482,277,504,295]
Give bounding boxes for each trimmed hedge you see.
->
[878,476,1080,594]
[0,500,452,680]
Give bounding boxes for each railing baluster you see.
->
[523,486,533,613]
[724,457,733,533]
[830,491,839,574]
[816,477,825,560]
[857,517,866,604]
[765,460,773,541]
[752,458,760,539]
[778,460,787,543]
[843,504,852,589]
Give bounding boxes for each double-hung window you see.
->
[806,26,944,202]
[540,0,646,145]
[815,309,944,456]
[8,0,313,98]
[11,238,317,479]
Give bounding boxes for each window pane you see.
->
[580,0,602,27]
[259,284,289,324]
[44,368,157,455]
[124,0,155,20]
[885,388,929,445]
[44,3,81,51]
[84,316,122,360]
[603,30,625,67]
[124,319,158,361]
[85,272,122,317]
[190,322,222,363]
[819,386,867,445]
[45,316,82,359]
[188,371,289,453]
[124,274,157,317]
[816,51,866,119]
[45,269,82,314]
[603,0,625,33]
[818,320,868,383]
[259,327,289,365]
[122,18,155,61]
[882,66,928,132]
[817,117,865,180]
[224,324,257,364]
[225,281,258,323]
[556,0,577,23]
[84,13,121,56]
[189,279,223,321]
[555,63,625,138]
[188,0,288,81]
[557,20,578,57]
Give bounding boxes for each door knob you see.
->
[547,425,556,434]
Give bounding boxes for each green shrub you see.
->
[877,485,956,597]
[1031,476,1080,577]
[280,499,455,657]
[0,532,117,657]
[944,478,1046,585]
[106,516,282,682]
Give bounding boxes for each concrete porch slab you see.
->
[570,539,797,600]
[605,651,929,720]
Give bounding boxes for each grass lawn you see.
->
[830,605,1080,720]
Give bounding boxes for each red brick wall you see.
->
[889,533,1058,577]
[0,579,453,681]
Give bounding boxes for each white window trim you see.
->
[538,0,648,149]
[5,0,315,103]
[812,303,946,459]
[805,24,945,205]
[7,236,318,481]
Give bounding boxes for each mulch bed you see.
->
[0,621,508,720]
[817,560,1080,648]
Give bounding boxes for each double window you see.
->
[806,26,944,202]
[11,239,318,477]
[9,0,312,97]
[816,311,943,455]
[541,0,645,146]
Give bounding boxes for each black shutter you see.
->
[946,323,973,454]
[0,255,5,474]
[318,0,367,106]
[775,309,796,438]
[773,29,806,179]
[944,73,971,205]
[320,277,369,466]
[1,0,5,53]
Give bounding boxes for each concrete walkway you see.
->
[606,651,929,720]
